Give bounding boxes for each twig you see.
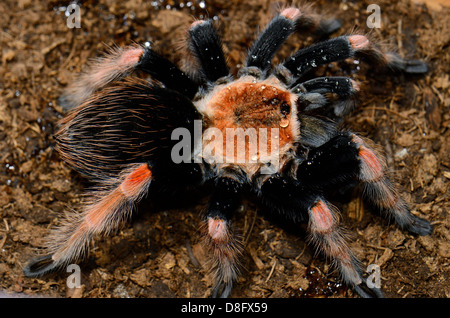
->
[364,106,409,120]
[265,257,277,283]
[185,239,200,268]
[0,236,6,251]
[0,220,7,250]
[295,244,307,261]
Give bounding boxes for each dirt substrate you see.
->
[0,0,448,298]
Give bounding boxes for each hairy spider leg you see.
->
[296,114,337,148]
[278,35,428,84]
[296,77,359,99]
[136,47,198,99]
[60,43,199,110]
[257,176,382,297]
[203,176,244,298]
[293,76,360,117]
[297,133,360,185]
[24,163,152,277]
[242,6,341,80]
[307,199,384,298]
[258,175,317,223]
[242,7,302,77]
[290,6,341,38]
[59,44,147,109]
[188,20,229,83]
[350,134,433,236]
[296,133,433,236]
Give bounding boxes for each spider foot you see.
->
[353,278,385,298]
[315,18,341,37]
[385,53,429,75]
[404,213,433,236]
[400,59,429,75]
[211,281,233,298]
[23,254,57,277]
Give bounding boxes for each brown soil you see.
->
[0,0,448,298]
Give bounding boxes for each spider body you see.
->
[25,6,432,298]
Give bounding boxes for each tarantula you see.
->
[24,6,432,298]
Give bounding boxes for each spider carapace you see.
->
[24,6,432,298]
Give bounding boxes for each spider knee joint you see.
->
[207,218,229,244]
[351,135,385,182]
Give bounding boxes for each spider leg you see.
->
[307,198,384,298]
[188,20,229,83]
[296,114,337,148]
[60,44,198,110]
[242,8,302,77]
[242,6,341,79]
[257,176,383,297]
[24,163,152,277]
[202,176,244,298]
[296,133,433,236]
[277,35,428,83]
[293,76,359,117]
[136,46,198,99]
[294,76,359,99]
[59,44,146,109]
[351,134,433,235]
[293,7,341,38]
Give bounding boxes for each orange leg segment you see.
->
[25,163,152,277]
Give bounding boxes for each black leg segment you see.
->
[295,133,433,237]
[294,77,359,117]
[257,175,384,298]
[294,76,359,98]
[204,176,244,298]
[245,8,301,75]
[297,133,360,187]
[259,175,316,223]
[282,35,428,82]
[284,36,355,79]
[137,46,199,99]
[188,20,229,83]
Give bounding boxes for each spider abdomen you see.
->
[55,79,200,180]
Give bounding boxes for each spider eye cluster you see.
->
[269,98,290,116]
[280,102,291,116]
